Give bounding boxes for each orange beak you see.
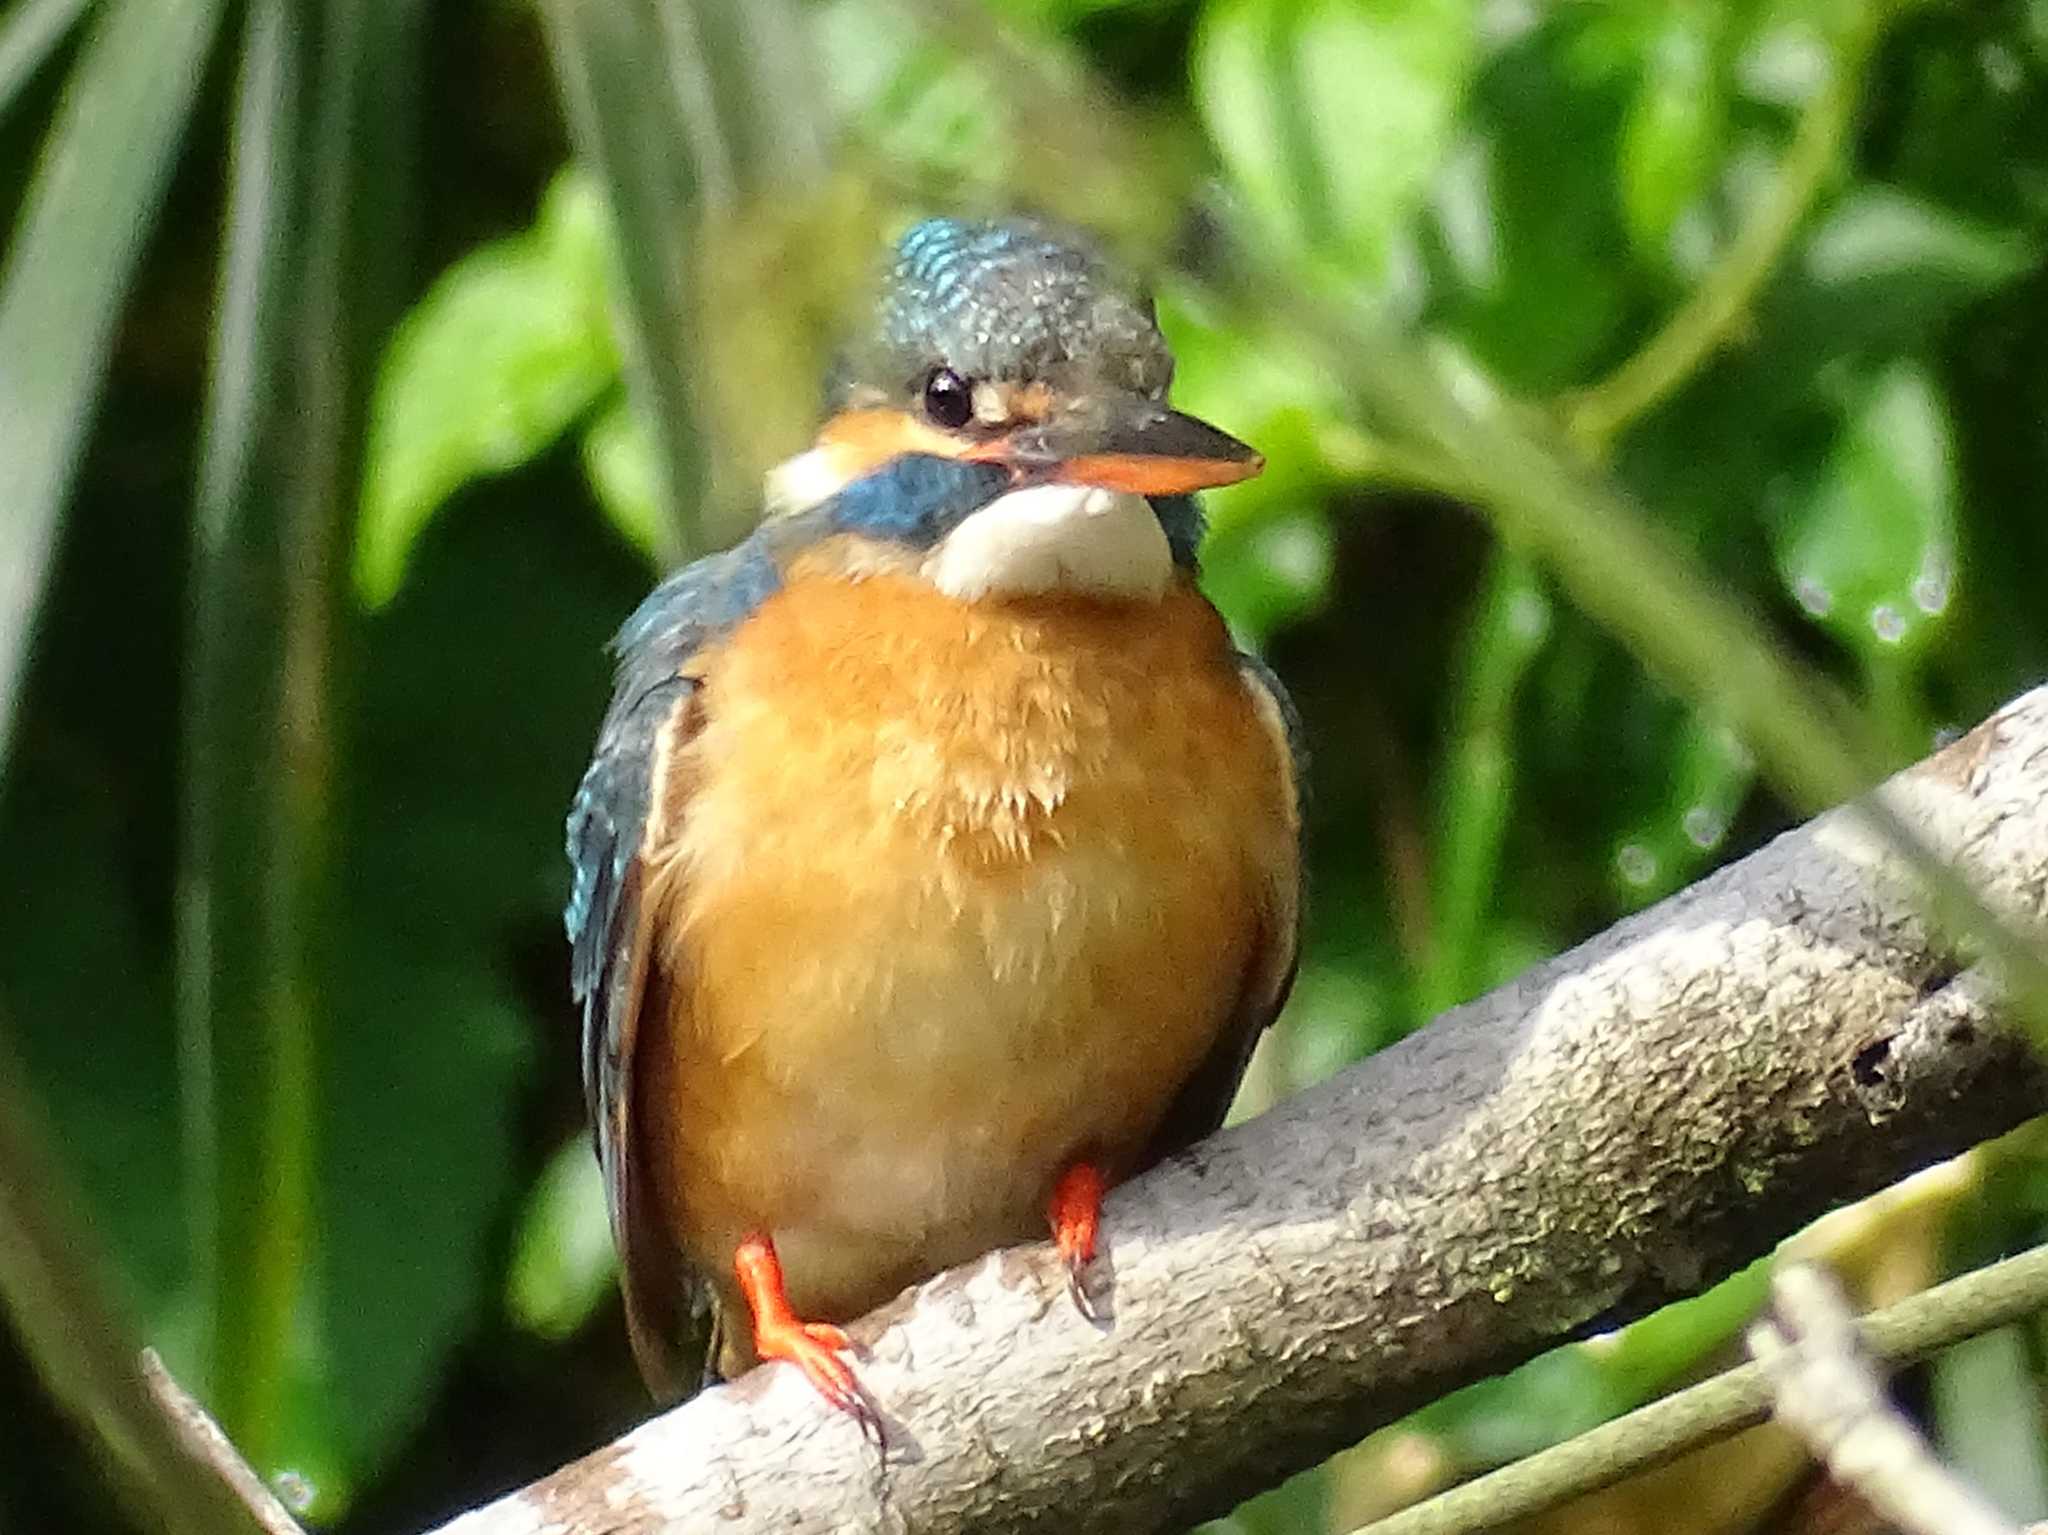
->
[966,396,1263,495]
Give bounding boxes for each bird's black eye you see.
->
[921,367,974,430]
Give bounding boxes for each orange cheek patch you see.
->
[815,408,976,478]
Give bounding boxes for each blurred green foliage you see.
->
[4,0,2048,1531]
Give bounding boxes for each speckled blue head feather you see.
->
[829,218,1175,405]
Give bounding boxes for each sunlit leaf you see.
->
[1425,19,1634,391]
[1777,361,1957,660]
[1618,3,1729,269]
[1804,185,2036,293]
[1194,0,1477,281]
[357,172,618,607]
[507,1137,617,1340]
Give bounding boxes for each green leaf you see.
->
[1424,19,1635,392]
[0,0,221,768]
[0,0,95,120]
[1194,0,1477,280]
[1777,361,1957,660]
[1798,183,2039,340]
[665,0,828,207]
[182,0,427,1499]
[357,171,618,607]
[1416,1259,1771,1472]
[0,773,185,1315]
[1200,500,1336,646]
[1272,956,1404,1090]
[0,1044,288,1535]
[1617,3,1729,268]
[1804,185,2037,293]
[318,476,620,1482]
[985,0,1175,24]
[507,1137,617,1340]
[181,0,324,1480]
[816,0,1181,248]
[1752,186,2040,372]
[817,0,1007,191]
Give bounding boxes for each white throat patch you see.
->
[922,483,1172,602]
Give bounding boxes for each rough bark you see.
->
[432,687,2048,1535]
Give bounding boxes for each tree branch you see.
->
[430,687,2048,1535]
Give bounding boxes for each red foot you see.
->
[734,1233,882,1445]
[1048,1162,1107,1316]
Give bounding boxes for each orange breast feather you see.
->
[636,556,1296,1328]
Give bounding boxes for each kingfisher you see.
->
[564,217,1304,1431]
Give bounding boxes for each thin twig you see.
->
[1751,1263,2019,1535]
[1346,1243,2048,1535]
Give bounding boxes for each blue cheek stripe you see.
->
[825,455,1206,573]
[826,455,1013,548]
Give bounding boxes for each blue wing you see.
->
[563,534,781,1395]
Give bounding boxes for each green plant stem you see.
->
[1349,1241,2048,1535]
[182,0,314,1461]
[1415,549,1550,1017]
[1317,421,1484,504]
[183,0,416,1475]
[1567,12,1878,449]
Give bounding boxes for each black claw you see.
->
[852,1393,888,1454]
[827,1376,888,1454]
[1066,1254,1114,1324]
[1067,1260,1098,1321]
